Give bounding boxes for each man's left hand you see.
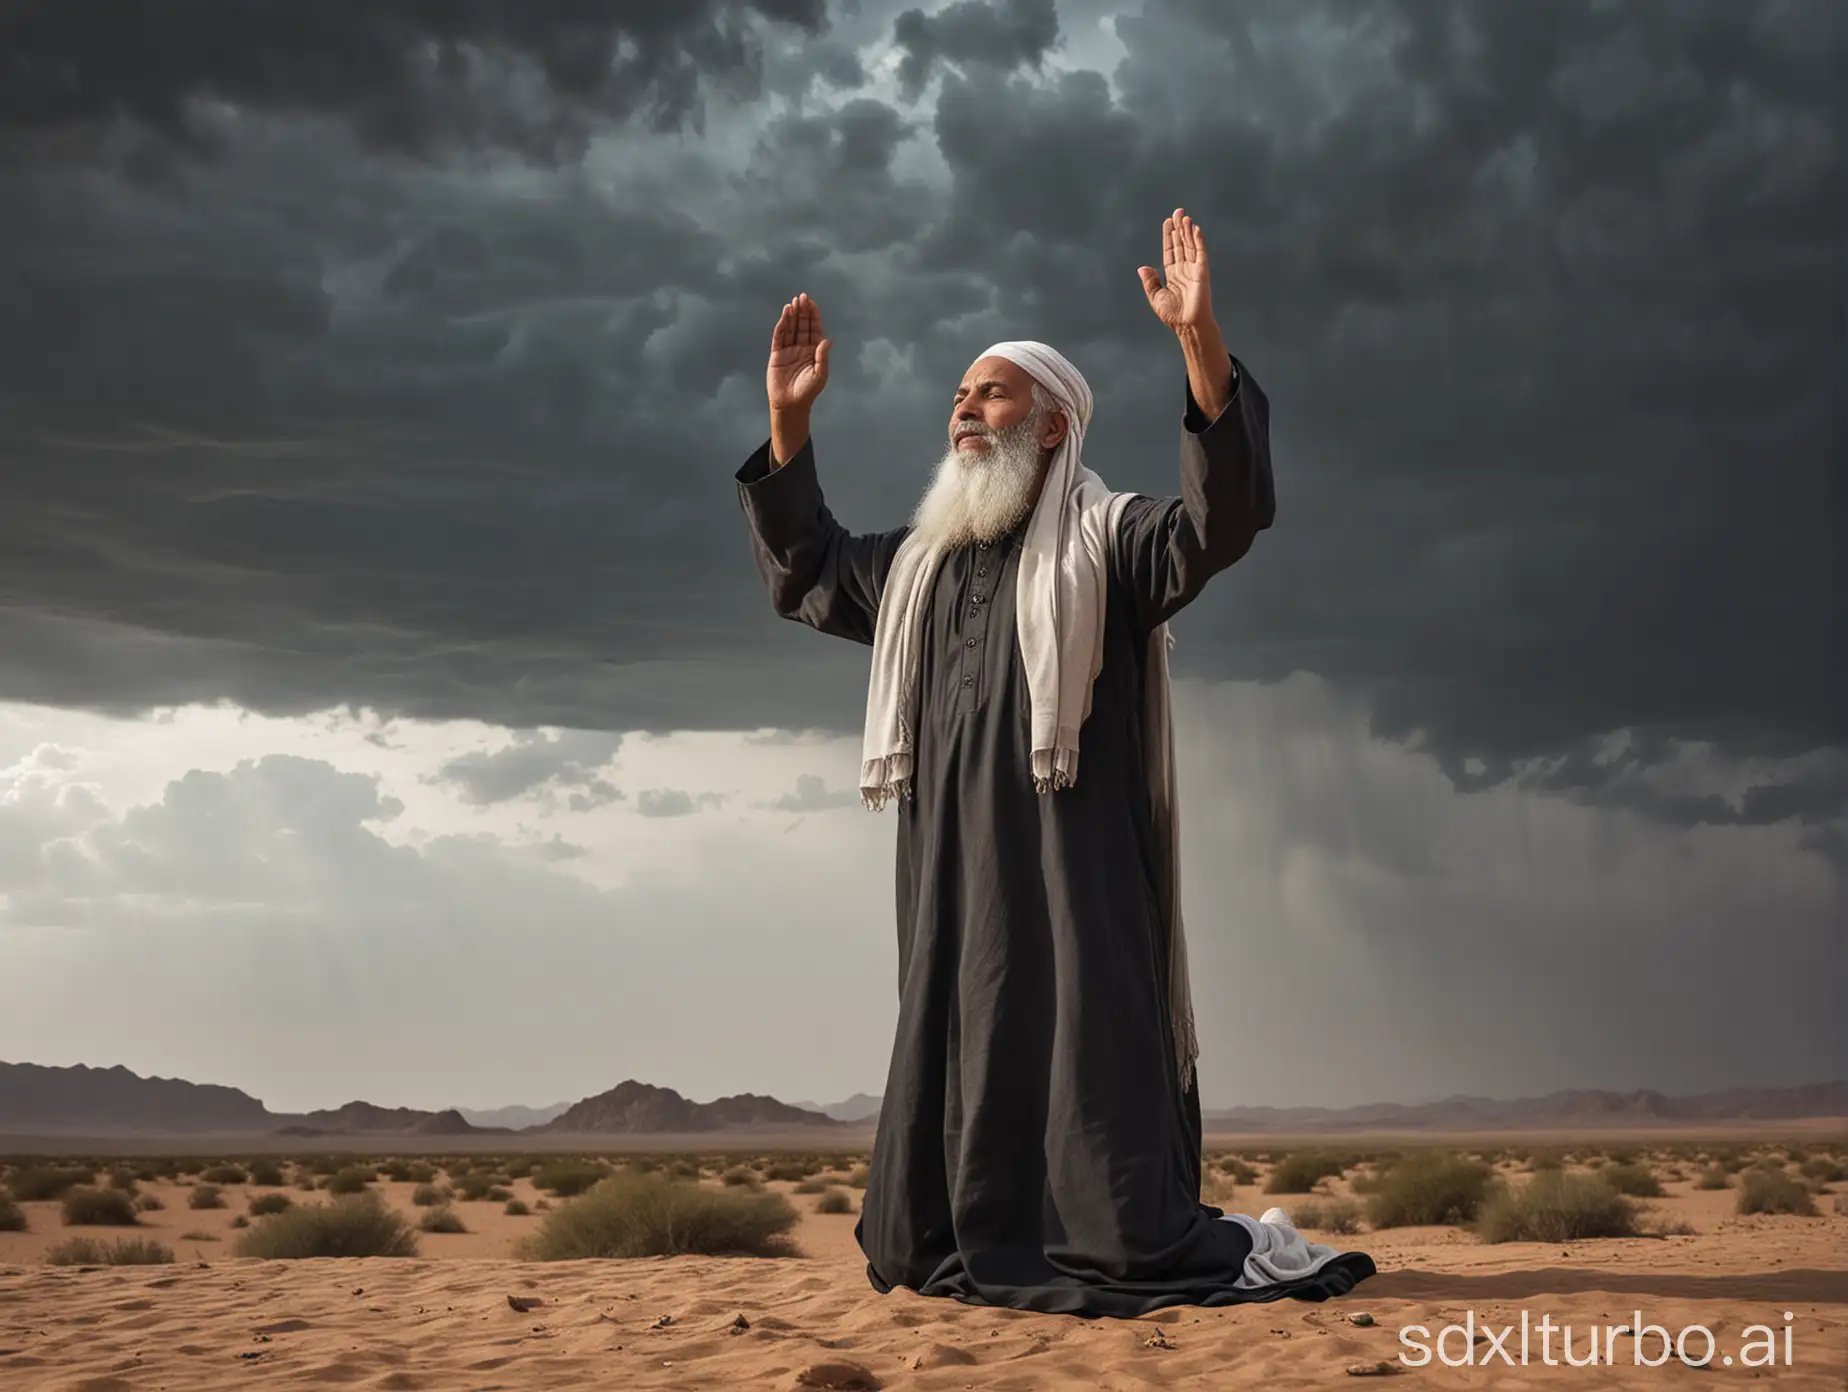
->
[1137,207,1214,332]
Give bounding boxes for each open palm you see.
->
[767,293,832,411]
[1137,208,1213,330]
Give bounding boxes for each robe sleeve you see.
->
[735,435,910,646]
[1112,351,1275,633]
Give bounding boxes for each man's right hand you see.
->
[767,293,831,413]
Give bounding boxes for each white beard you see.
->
[907,411,1048,552]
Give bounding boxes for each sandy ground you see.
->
[2,1160,1845,1389]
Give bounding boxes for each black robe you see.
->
[735,353,1376,1317]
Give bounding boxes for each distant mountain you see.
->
[533,1080,846,1134]
[269,1102,504,1137]
[455,1101,574,1130]
[1199,1082,1848,1132]
[5,1060,1842,1138]
[0,1061,269,1134]
[789,1092,884,1124]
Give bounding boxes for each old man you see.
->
[734,209,1376,1317]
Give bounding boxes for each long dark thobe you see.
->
[734,354,1375,1316]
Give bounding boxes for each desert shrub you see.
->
[134,1193,165,1212]
[200,1164,247,1185]
[719,1165,762,1189]
[814,1187,854,1214]
[792,1178,828,1194]
[520,1171,799,1260]
[1799,1156,1844,1184]
[761,1159,814,1182]
[847,1165,869,1189]
[246,1160,286,1186]
[411,1183,450,1207]
[1783,1146,1808,1164]
[231,1214,249,1228]
[1290,1197,1363,1235]
[61,1187,140,1226]
[503,1159,535,1180]
[178,1230,218,1242]
[45,1236,174,1266]
[379,1160,415,1182]
[1736,1169,1817,1216]
[1264,1152,1348,1194]
[107,1168,140,1194]
[485,1185,512,1202]
[295,1175,317,1191]
[1476,1172,1639,1243]
[1694,1165,1731,1190]
[534,1198,552,1211]
[10,1167,81,1202]
[667,1160,701,1181]
[234,1192,418,1259]
[406,1161,439,1184]
[1603,1163,1665,1197]
[305,1155,345,1176]
[532,1160,611,1197]
[249,1193,293,1217]
[324,1166,374,1195]
[0,1193,25,1231]
[1366,1153,1494,1228]
[419,1206,468,1234]
[1606,1147,1639,1166]
[1215,1156,1260,1185]
[188,1184,226,1210]
[1526,1151,1565,1172]
[504,1199,531,1216]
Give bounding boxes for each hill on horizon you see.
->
[1,1060,1842,1139]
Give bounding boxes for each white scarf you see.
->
[858,340,1199,1093]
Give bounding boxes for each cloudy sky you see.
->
[1,0,1841,1117]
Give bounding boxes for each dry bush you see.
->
[249,1193,293,1217]
[246,1160,286,1186]
[761,1159,816,1183]
[61,1187,140,1227]
[532,1160,611,1198]
[1694,1165,1731,1190]
[520,1171,799,1260]
[504,1199,531,1216]
[1475,1172,1639,1243]
[1526,1151,1565,1173]
[45,1236,174,1266]
[1215,1156,1260,1185]
[1602,1163,1665,1197]
[1264,1152,1348,1194]
[1736,1169,1817,1216]
[0,1193,25,1232]
[200,1164,247,1185]
[814,1187,855,1215]
[9,1167,81,1202]
[847,1165,870,1190]
[1799,1156,1844,1184]
[720,1165,763,1189]
[134,1193,165,1212]
[1365,1153,1494,1228]
[1290,1197,1363,1235]
[411,1183,451,1206]
[324,1166,375,1195]
[234,1192,418,1259]
[188,1184,226,1210]
[419,1206,468,1234]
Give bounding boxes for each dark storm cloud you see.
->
[0,0,1841,844]
[430,730,624,807]
[891,0,1062,102]
[0,0,829,164]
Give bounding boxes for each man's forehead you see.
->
[956,355,1034,392]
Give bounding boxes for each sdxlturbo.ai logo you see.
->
[1398,1309,1798,1368]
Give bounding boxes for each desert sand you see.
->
[2,1145,1845,1390]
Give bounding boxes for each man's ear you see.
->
[1041,409,1068,450]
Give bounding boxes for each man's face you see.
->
[949,355,1065,457]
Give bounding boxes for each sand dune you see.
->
[2,1167,1844,1388]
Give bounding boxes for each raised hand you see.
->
[766,292,832,413]
[1137,208,1215,332]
